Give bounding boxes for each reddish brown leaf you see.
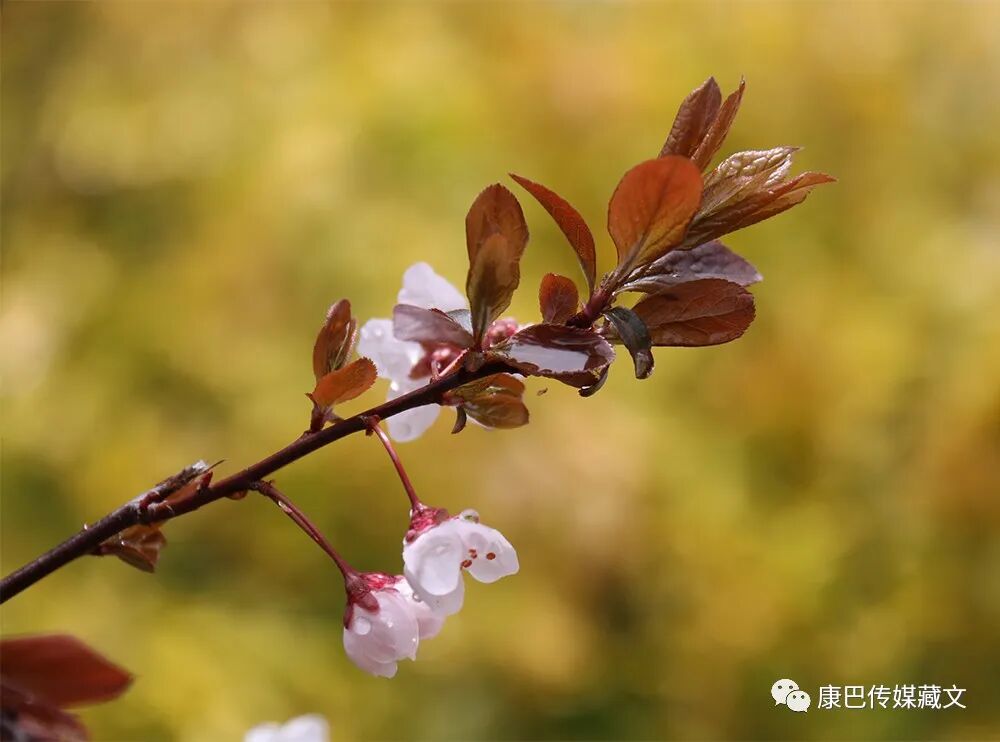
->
[607,156,702,275]
[0,635,132,708]
[392,304,474,348]
[691,78,746,171]
[621,240,761,293]
[464,185,529,342]
[538,273,579,324]
[493,324,615,388]
[510,174,597,292]
[727,171,836,230]
[96,524,167,573]
[625,279,755,347]
[659,77,722,159]
[310,357,377,409]
[312,299,356,382]
[1,681,88,742]
[684,165,834,247]
[450,373,529,429]
[700,147,800,213]
[603,307,654,379]
[466,233,524,344]
[465,183,529,267]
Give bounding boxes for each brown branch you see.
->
[0,360,509,604]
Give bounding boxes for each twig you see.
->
[0,360,510,603]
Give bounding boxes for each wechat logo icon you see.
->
[772,678,811,712]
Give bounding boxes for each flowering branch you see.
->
[1,75,833,734]
[0,359,510,604]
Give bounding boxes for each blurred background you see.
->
[2,2,998,740]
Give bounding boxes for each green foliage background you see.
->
[2,3,998,740]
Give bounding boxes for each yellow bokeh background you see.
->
[2,2,998,740]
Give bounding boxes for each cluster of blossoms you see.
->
[342,506,517,677]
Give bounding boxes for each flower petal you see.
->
[276,715,330,742]
[396,578,448,640]
[385,390,441,442]
[402,520,464,598]
[342,629,399,678]
[357,318,421,382]
[455,521,520,584]
[398,262,468,312]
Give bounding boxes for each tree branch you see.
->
[0,360,509,604]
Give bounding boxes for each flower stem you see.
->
[364,418,422,511]
[250,480,355,579]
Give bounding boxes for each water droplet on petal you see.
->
[459,509,480,523]
[354,616,372,635]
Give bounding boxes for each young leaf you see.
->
[393,304,474,348]
[625,279,755,346]
[603,307,654,379]
[492,324,615,388]
[510,174,597,292]
[621,240,761,293]
[466,233,523,344]
[465,183,529,267]
[659,77,723,160]
[684,168,834,247]
[539,273,579,324]
[464,184,529,343]
[607,156,702,275]
[311,357,377,409]
[95,524,167,573]
[700,146,800,213]
[450,373,529,429]
[312,299,356,381]
[0,635,132,707]
[690,78,746,171]
[726,171,836,231]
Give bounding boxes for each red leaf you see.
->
[392,304,474,348]
[465,183,529,267]
[0,681,88,742]
[464,185,529,342]
[312,299,356,381]
[728,171,836,231]
[0,635,132,708]
[607,156,702,275]
[621,240,762,293]
[691,78,746,171]
[449,373,529,429]
[310,357,377,409]
[493,324,615,388]
[684,158,834,248]
[510,174,597,293]
[659,77,723,160]
[538,273,579,324]
[96,524,167,573]
[627,279,755,346]
[700,146,800,213]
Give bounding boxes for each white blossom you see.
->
[357,263,467,442]
[342,577,446,678]
[403,510,518,613]
[244,714,329,742]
